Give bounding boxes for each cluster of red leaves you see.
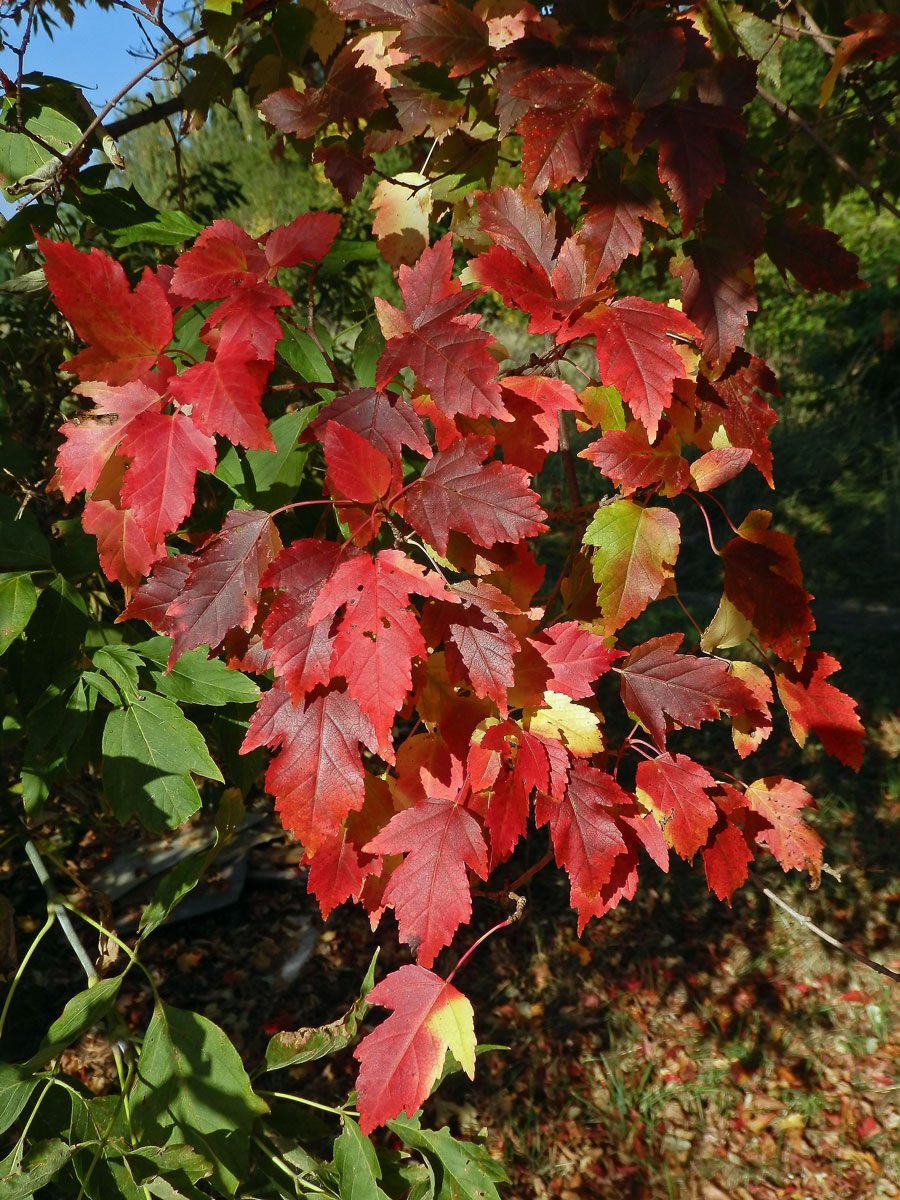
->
[43,0,870,1135]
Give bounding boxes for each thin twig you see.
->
[757,85,900,221]
[24,838,99,982]
[750,870,900,984]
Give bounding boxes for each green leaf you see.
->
[335,1118,390,1200]
[277,325,331,384]
[265,951,378,1072]
[387,1118,506,1200]
[93,645,142,704]
[102,693,222,830]
[134,637,260,706]
[351,319,385,389]
[216,408,315,505]
[318,239,383,273]
[179,53,234,130]
[82,670,123,706]
[0,95,81,189]
[0,573,38,654]
[26,976,124,1070]
[131,1004,268,1195]
[0,1137,74,1199]
[0,1064,39,1137]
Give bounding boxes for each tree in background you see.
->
[0,2,898,1196]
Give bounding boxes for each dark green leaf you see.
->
[93,645,142,703]
[131,1004,268,1195]
[134,637,260,706]
[0,574,38,654]
[26,976,124,1070]
[387,1117,505,1200]
[0,1064,39,1137]
[335,1117,390,1200]
[0,1137,74,1199]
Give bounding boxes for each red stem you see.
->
[686,492,721,556]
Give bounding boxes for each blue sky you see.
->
[1,3,158,112]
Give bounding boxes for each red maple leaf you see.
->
[353,964,476,1134]
[321,421,393,503]
[443,601,519,716]
[765,207,865,296]
[512,67,627,194]
[635,752,717,859]
[702,819,753,902]
[119,555,193,631]
[306,826,381,919]
[117,410,217,546]
[364,795,488,966]
[83,496,167,590]
[166,509,283,664]
[169,346,273,452]
[169,220,269,300]
[535,763,632,932]
[401,435,547,556]
[263,212,342,268]
[775,652,865,770]
[619,633,755,749]
[306,388,431,491]
[744,776,823,874]
[580,422,690,497]
[524,621,623,702]
[635,96,744,235]
[376,237,508,424]
[56,380,164,500]
[577,173,666,282]
[39,237,173,385]
[721,510,814,667]
[571,298,700,439]
[398,1,490,77]
[476,186,558,276]
[242,682,378,854]
[673,237,757,365]
[695,351,779,486]
[306,550,449,756]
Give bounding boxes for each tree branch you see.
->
[750,869,900,985]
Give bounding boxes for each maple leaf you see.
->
[479,722,561,865]
[119,555,193,632]
[702,820,753,902]
[306,826,381,919]
[305,550,449,756]
[721,509,814,667]
[39,237,173,385]
[313,141,375,203]
[322,420,393,503]
[169,220,269,300]
[821,12,900,104]
[616,21,686,110]
[371,172,433,268]
[577,172,666,282]
[56,380,163,500]
[580,423,690,497]
[83,497,167,590]
[635,752,717,859]
[476,185,558,276]
[765,207,865,296]
[444,601,518,716]
[353,964,476,1134]
[169,347,273,452]
[117,410,217,546]
[634,96,744,235]
[695,351,779,486]
[689,447,752,492]
[364,795,488,965]
[618,633,755,749]
[535,762,631,932]
[306,389,431,492]
[494,376,581,475]
[242,682,378,854]
[398,1,491,77]
[744,776,823,875]
[201,284,288,364]
[583,500,680,634]
[165,509,283,665]
[729,660,774,759]
[263,211,342,268]
[511,66,627,194]
[673,237,757,365]
[402,435,547,556]
[260,539,356,702]
[571,298,700,440]
[522,621,623,702]
[775,652,864,770]
[376,237,508,423]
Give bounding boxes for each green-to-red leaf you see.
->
[583,500,680,634]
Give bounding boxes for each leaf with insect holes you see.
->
[353,964,476,1134]
[402,436,547,557]
[364,796,488,966]
[583,500,680,635]
[39,237,173,385]
[165,509,282,665]
[635,752,717,859]
[744,776,823,875]
[56,380,163,501]
[775,652,864,770]
[242,682,378,854]
[619,633,755,750]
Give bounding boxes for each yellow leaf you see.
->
[371,173,433,268]
[525,691,603,757]
[425,990,476,1079]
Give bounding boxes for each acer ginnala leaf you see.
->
[40,0,873,1138]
